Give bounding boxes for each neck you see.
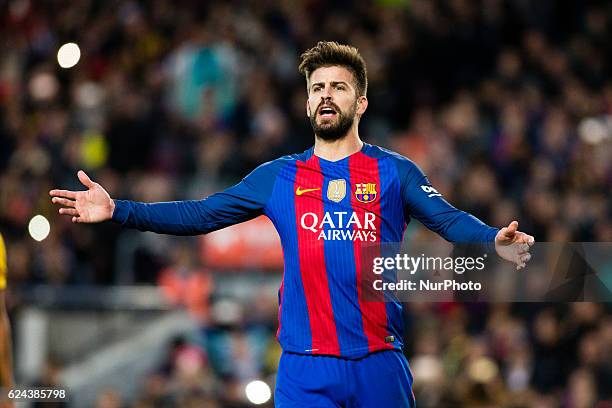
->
[314,126,363,162]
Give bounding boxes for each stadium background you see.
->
[1,0,611,406]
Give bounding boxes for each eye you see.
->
[312,85,322,92]
[335,84,345,90]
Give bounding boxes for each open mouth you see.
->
[319,106,338,119]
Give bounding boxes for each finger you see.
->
[72,216,81,223]
[497,227,510,243]
[520,253,531,263]
[78,170,95,189]
[52,197,76,207]
[49,189,77,199]
[516,243,530,254]
[59,208,79,216]
[514,232,534,244]
[504,221,518,237]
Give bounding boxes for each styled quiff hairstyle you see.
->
[298,41,368,97]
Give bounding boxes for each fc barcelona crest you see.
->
[327,179,346,202]
[355,183,377,203]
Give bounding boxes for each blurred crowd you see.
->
[70,302,608,408]
[1,0,611,406]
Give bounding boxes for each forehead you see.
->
[309,66,355,86]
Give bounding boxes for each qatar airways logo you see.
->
[300,211,377,241]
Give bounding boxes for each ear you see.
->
[306,98,311,117]
[356,96,368,116]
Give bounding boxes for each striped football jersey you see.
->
[112,143,498,358]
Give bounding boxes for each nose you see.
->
[321,85,333,100]
[320,95,333,107]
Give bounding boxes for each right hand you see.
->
[50,170,115,223]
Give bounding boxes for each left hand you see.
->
[495,221,535,270]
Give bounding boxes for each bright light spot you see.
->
[28,215,50,242]
[57,43,81,69]
[245,380,271,405]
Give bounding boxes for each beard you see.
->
[309,101,357,141]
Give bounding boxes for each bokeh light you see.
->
[245,380,271,405]
[28,215,50,242]
[57,42,81,68]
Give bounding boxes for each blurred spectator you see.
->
[158,241,213,324]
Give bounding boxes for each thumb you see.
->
[77,170,95,189]
[504,220,518,237]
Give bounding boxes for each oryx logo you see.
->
[421,185,442,197]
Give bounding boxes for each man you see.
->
[50,42,534,407]
[0,233,14,408]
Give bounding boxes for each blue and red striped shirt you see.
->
[112,143,498,358]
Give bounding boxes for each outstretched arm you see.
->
[401,163,499,243]
[399,160,534,269]
[50,164,278,235]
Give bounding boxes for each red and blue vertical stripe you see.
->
[268,147,403,358]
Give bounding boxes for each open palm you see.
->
[50,170,115,223]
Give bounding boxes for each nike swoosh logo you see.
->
[296,187,320,196]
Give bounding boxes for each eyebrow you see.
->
[310,81,350,90]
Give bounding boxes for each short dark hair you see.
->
[298,41,368,96]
